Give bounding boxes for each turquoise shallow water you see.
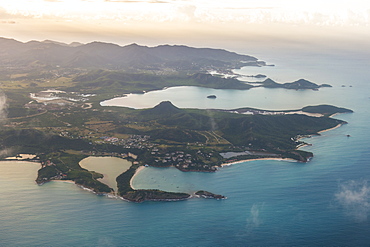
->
[1,51,370,246]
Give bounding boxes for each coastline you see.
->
[52,179,76,184]
[221,157,297,167]
[45,179,119,198]
[318,123,343,134]
[297,143,312,149]
[129,166,145,190]
[222,122,345,165]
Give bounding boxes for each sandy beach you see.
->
[5,154,37,160]
[221,157,297,167]
[220,123,345,167]
[318,123,343,134]
[130,166,145,190]
[285,111,323,117]
[52,180,76,184]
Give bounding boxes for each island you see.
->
[0,38,352,202]
[195,190,226,199]
[246,74,267,78]
[254,78,332,90]
[0,99,352,201]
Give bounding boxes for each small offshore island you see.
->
[0,38,353,202]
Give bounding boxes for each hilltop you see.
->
[258,78,332,90]
[140,101,182,116]
[0,38,333,94]
[0,37,264,72]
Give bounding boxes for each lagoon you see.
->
[79,156,131,193]
[100,86,333,110]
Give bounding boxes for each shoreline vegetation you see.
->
[317,123,343,133]
[1,105,351,202]
[0,38,354,202]
[6,118,343,203]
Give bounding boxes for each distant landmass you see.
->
[0,37,344,202]
[257,78,332,90]
[70,70,330,94]
[0,37,264,71]
[0,37,332,93]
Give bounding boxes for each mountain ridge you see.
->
[0,38,263,71]
[260,78,331,89]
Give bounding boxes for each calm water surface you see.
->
[79,156,132,192]
[1,51,370,246]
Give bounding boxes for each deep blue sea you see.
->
[1,49,370,246]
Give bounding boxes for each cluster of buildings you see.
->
[97,135,154,149]
[151,149,218,172]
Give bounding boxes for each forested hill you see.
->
[0,37,264,71]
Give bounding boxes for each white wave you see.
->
[335,180,370,222]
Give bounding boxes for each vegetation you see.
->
[116,163,191,202]
[0,39,352,201]
[256,78,332,89]
[36,152,112,193]
[195,190,225,199]
[116,166,137,195]
[301,105,353,116]
[122,190,190,203]
[69,70,254,94]
[0,96,350,200]
[0,38,261,72]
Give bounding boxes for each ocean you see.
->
[1,49,370,246]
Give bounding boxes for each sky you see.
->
[0,0,370,54]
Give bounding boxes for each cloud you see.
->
[149,0,167,3]
[246,203,264,229]
[1,20,16,24]
[104,0,168,3]
[1,0,369,27]
[0,7,12,19]
[0,6,38,20]
[224,7,276,10]
[0,90,9,158]
[174,4,197,21]
[0,148,14,158]
[104,0,145,2]
[0,91,7,122]
[335,180,370,222]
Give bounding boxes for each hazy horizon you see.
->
[1,0,370,57]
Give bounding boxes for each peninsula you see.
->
[0,98,352,201]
